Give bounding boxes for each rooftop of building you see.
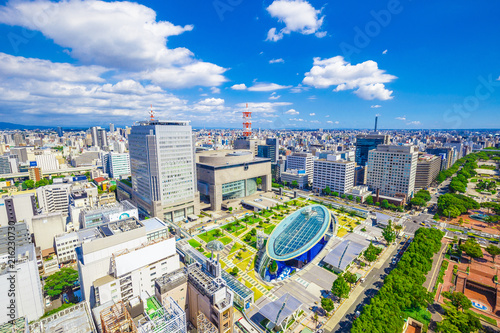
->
[81,199,136,215]
[266,205,331,262]
[0,317,27,333]
[136,120,190,126]
[197,149,270,166]
[29,302,96,333]
[98,217,144,237]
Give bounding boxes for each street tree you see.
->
[382,221,396,245]
[331,275,350,302]
[459,238,483,263]
[486,244,500,263]
[321,298,335,313]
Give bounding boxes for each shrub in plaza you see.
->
[351,228,444,333]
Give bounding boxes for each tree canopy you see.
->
[331,275,350,302]
[44,268,79,298]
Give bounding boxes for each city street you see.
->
[325,240,403,333]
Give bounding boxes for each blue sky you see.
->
[0,0,498,129]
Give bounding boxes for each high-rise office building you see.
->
[355,134,390,167]
[313,157,355,194]
[104,152,131,178]
[415,154,441,189]
[286,153,314,182]
[257,138,279,164]
[57,127,63,137]
[90,126,108,149]
[129,120,199,221]
[366,145,418,198]
[109,123,115,133]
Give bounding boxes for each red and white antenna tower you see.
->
[150,104,155,121]
[242,103,252,137]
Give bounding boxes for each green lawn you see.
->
[236,257,252,271]
[244,279,253,288]
[261,211,274,218]
[264,225,276,235]
[188,239,201,248]
[402,307,431,327]
[253,287,264,301]
[222,222,245,233]
[219,236,232,245]
[244,217,262,225]
[337,228,348,238]
[229,243,242,255]
[198,229,223,243]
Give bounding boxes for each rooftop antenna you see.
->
[150,104,155,121]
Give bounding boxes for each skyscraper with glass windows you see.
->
[129,120,199,221]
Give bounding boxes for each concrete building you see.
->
[29,302,96,333]
[0,222,31,255]
[426,146,455,170]
[104,152,131,179]
[366,145,418,199]
[155,257,233,333]
[79,200,138,229]
[286,153,314,182]
[196,150,271,211]
[32,212,66,251]
[233,137,260,156]
[77,218,179,307]
[28,166,42,182]
[257,138,279,164]
[280,169,309,189]
[35,153,59,171]
[345,186,373,203]
[36,183,72,216]
[0,244,44,323]
[68,182,99,230]
[0,193,38,232]
[415,154,441,189]
[312,157,355,194]
[129,120,199,221]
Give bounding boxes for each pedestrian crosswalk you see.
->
[295,276,310,288]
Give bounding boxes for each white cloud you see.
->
[197,98,224,106]
[310,120,319,123]
[269,92,281,100]
[309,113,315,116]
[407,121,422,126]
[325,115,330,118]
[231,83,248,90]
[248,82,292,92]
[0,0,227,89]
[289,118,304,122]
[303,56,397,100]
[382,49,388,55]
[327,120,333,124]
[266,0,325,42]
[0,52,106,83]
[290,84,309,93]
[210,87,221,94]
[234,82,292,92]
[269,58,285,64]
[395,116,406,121]
[371,105,382,108]
[354,83,394,101]
[235,102,292,114]
[335,121,339,124]
[285,109,299,115]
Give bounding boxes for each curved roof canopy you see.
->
[206,240,225,252]
[266,205,331,261]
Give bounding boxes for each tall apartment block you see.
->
[155,257,233,333]
[366,145,418,199]
[129,120,199,221]
[312,157,355,194]
[36,183,72,216]
[286,153,314,182]
[76,218,179,307]
[415,154,441,189]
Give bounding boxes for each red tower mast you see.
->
[150,104,154,121]
[242,103,252,137]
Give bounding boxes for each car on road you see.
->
[354,310,361,319]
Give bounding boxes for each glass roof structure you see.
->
[266,205,331,261]
[206,240,225,252]
[322,239,368,271]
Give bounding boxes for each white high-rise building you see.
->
[104,152,131,179]
[35,152,59,171]
[286,152,314,182]
[366,145,418,198]
[76,218,178,307]
[36,183,72,216]
[0,244,44,323]
[129,120,199,221]
[313,157,355,194]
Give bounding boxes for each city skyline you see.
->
[0,0,499,129]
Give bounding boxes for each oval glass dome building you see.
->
[264,205,332,281]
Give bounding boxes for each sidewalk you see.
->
[323,242,397,331]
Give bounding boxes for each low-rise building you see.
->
[196,150,271,211]
[280,169,309,189]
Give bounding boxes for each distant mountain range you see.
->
[0,122,54,130]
